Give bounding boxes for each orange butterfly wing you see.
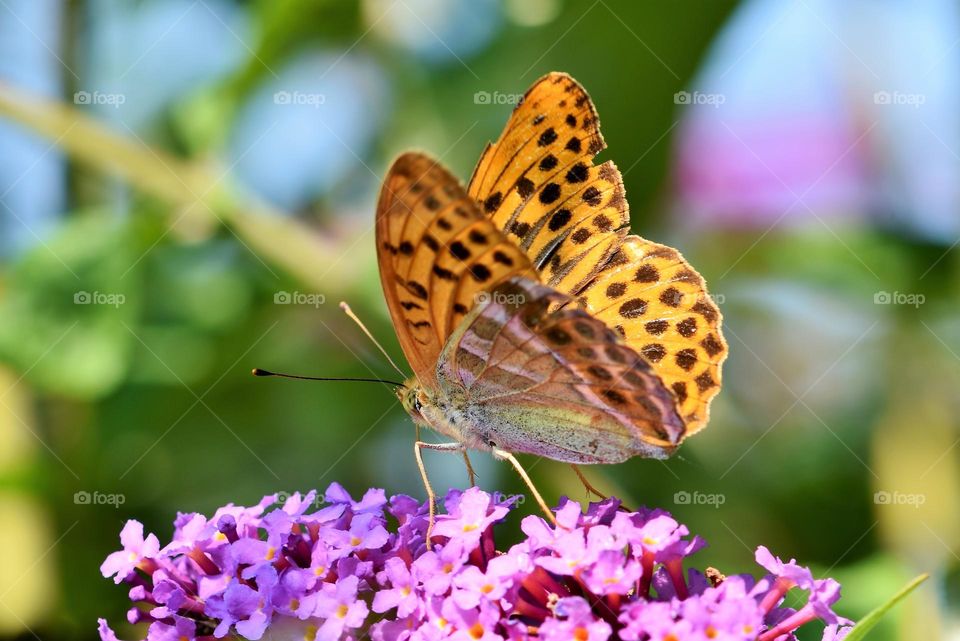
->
[467,72,727,438]
[467,72,626,296]
[376,152,538,386]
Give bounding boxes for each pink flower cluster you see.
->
[99,485,851,641]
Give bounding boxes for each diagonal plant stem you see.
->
[0,80,372,293]
[843,573,928,640]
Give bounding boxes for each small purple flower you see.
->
[412,538,470,596]
[539,597,612,641]
[373,557,420,617]
[442,599,502,641]
[635,514,686,557]
[808,578,851,625]
[325,482,386,513]
[580,549,643,595]
[314,575,369,641]
[618,600,678,641]
[327,512,389,555]
[432,488,509,544]
[758,578,853,641]
[756,545,815,589]
[535,528,594,576]
[97,619,121,641]
[100,521,160,584]
[147,615,196,641]
[205,580,263,638]
[451,553,518,608]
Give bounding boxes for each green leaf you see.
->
[843,573,929,640]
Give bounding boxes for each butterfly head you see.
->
[398,377,427,423]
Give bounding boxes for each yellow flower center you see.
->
[336,604,349,619]
[480,584,494,594]
[265,547,276,561]
[350,536,361,546]
[573,627,589,641]
[469,623,485,639]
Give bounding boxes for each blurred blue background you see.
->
[0,1,957,639]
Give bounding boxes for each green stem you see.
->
[0,80,370,293]
[843,573,929,640]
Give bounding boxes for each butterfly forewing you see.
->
[467,73,628,296]
[376,152,537,386]
[437,277,685,463]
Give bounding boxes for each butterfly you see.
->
[376,72,727,530]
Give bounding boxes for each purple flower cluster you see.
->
[99,485,852,641]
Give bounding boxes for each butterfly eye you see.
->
[413,396,423,413]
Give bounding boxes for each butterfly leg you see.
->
[414,439,466,549]
[570,464,607,500]
[461,450,477,487]
[491,448,558,527]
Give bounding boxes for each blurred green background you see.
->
[0,0,957,639]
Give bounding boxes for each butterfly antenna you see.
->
[251,369,406,388]
[339,301,406,378]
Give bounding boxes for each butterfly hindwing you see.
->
[376,152,537,386]
[576,237,727,436]
[436,277,685,463]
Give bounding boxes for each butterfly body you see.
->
[378,72,727,474]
